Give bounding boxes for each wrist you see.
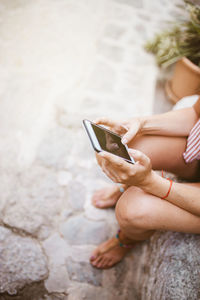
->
[138,170,155,192]
[138,117,146,134]
[139,171,160,193]
[140,116,152,135]
[140,171,172,199]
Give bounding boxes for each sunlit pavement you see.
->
[0,1,184,299]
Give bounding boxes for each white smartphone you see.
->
[83,119,135,164]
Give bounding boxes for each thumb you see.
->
[121,125,139,144]
[128,149,151,167]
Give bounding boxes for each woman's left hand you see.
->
[97,149,152,188]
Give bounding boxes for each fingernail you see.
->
[122,125,129,130]
[129,149,136,153]
[122,138,127,145]
[90,256,95,260]
[99,152,105,157]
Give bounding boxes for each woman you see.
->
[90,97,200,269]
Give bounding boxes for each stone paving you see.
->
[0,0,186,299]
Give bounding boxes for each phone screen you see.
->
[91,123,131,161]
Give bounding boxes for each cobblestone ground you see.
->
[0,0,184,299]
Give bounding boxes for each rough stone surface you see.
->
[132,232,200,300]
[104,23,126,40]
[87,61,117,93]
[66,259,102,287]
[114,0,143,8]
[37,126,74,170]
[39,294,68,300]
[2,165,69,239]
[60,214,110,245]
[1,282,48,300]
[0,0,198,299]
[0,226,48,296]
[97,41,124,63]
[44,266,69,294]
[67,180,86,211]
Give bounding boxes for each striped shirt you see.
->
[183,119,200,163]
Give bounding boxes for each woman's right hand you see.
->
[95,117,144,145]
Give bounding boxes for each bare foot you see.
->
[92,185,122,209]
[90,237,132,269]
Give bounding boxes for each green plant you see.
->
[145,1,200,68]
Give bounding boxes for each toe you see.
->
[92,198,103,208]
[91,199,97,206]
[92,194,99,203]
[95,201,103,208]
[94,199,116,209]
[100,256,110,269]
[96,255,110,269]
[107,260,115,268]
[99,256,116,269]
[90,247,101,262]
[92,256,103,268]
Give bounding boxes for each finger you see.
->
[121,124,129,131]
[96,153,104,167]
[121,121,130,131]
[94,117,117,128]
[102,160,120,180]
[128,149,151,168]
[121,124,140,145]
[99,151,127,169]
[101,159,121,182]
[102,164,119,182]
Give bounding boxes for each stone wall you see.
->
[132,232,200,300]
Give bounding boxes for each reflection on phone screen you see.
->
[91,124,131,161]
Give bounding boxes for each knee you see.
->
[115,187,154,231]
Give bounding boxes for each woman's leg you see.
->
[128,135,199,180]
[90,183,200,269]
[92,135,199,208]
[116,184,200,236]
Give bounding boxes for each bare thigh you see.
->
[128,135,199,181]
[115,182,200,237]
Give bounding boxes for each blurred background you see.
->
[1,1,199,300]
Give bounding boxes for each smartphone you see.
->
[83,119,135,164]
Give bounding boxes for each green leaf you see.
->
[144,0,200,68]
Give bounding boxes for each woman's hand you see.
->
[94,117,145,169]
[96,149,152,188]
[95,117,144,145]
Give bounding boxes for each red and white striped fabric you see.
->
[183,119,200,163]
